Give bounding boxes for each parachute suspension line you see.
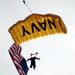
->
[24,43,36,55]
[24,43,31,53]
[23,0,33,14]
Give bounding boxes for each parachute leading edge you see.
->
[8,13,67,44]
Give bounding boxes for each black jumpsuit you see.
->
[27,56,40,69]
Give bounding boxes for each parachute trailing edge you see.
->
[8,13,67,44]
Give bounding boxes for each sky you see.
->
[0,0,75,75]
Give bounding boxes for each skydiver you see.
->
[27,53,40,70]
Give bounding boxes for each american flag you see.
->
[8,43,29,75]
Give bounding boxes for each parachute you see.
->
[8,13,67,44]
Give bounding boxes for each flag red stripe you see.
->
[8,43,26,75]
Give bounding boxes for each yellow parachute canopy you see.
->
[8,13,67,44]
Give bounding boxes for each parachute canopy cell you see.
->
[8,13,67,44]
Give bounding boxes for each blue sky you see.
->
[0,0,75,75]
